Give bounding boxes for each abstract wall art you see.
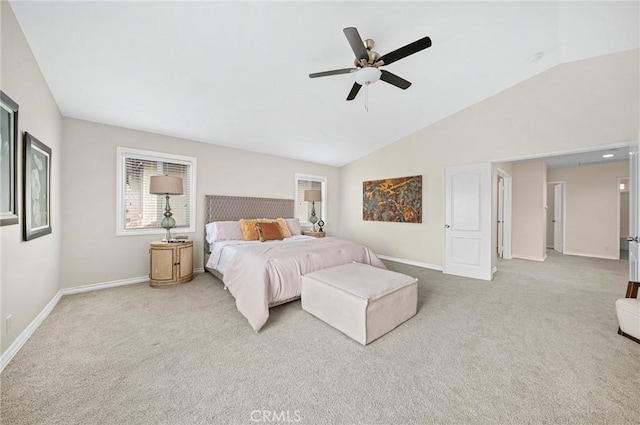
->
[363,175,422,223]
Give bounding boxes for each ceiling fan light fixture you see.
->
[354,67,381,85]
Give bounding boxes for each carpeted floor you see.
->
[2,251,639,425]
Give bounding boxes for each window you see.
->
[116,147,196,236]
[294,173,327,225]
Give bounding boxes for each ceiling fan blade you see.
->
[343,27,369,61]
[379,36,432,66]
[346,82,362,101]
[380,70,412,90]
[309,68,357,78]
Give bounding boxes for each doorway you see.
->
[547,181,565,254]
[619,177,629,260]
[496,168,512,259]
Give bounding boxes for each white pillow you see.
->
[205,221,243,243]
[285,218,302,236]
[205,222,218,244]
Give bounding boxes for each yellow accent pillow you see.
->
[256,222,283,242]
[239,219,260,240]
[276,218,292,238]
[239,218,285,240]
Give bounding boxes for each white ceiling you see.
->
[9,1,639,167]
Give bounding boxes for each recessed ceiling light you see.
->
[528,52,544,63]
[603,153,614,158]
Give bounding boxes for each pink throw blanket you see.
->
[223,237,386,331]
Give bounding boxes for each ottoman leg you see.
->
[619,328,640,344]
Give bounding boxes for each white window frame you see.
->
[294,173,327,226]
[116,147,197,236]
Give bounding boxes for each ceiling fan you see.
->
[309,27,432,101]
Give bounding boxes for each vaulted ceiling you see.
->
[9,1,639,166]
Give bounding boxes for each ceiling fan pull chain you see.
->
[365,82,369,112]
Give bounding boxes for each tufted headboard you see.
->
[203,195,295,255]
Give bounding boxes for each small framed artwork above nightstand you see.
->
[302,231,325,238]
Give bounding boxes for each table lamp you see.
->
[304,189,322,231]
[150,175,183,241]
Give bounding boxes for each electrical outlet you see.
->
[5,314,12,334]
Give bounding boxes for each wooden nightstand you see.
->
[149,240,193,287]
[303,231,325,238]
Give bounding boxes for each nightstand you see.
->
[303,231,325,238]
[149,240,193,287]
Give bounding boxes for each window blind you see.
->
[124,157,192,230]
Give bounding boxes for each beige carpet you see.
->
[2,251,639,425]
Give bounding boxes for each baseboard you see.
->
[0,290,62,373]
[0,267,210,372]
[563,251,619,260]
[511,254,546,262]
[378,255,443,271]
[61,275,149,295]
[0,274,153,373]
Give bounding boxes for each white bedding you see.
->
[217,236,387,331]
[206,235,313,275]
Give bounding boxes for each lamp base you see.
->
[162,228,173,242]
[309,201,318,232]
[161,195,176,242]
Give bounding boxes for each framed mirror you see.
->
[0,91,19,226]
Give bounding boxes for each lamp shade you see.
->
[304,189,322,202]
[149,175,183,195]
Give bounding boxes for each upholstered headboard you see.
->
[204,195,295,255]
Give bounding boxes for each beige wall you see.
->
[60,118,340,288]
[548,161,628,259]
[511,160,547,261]
[1,3,63,352]
[339,49,639,267]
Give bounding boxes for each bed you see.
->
[203,195,386,331]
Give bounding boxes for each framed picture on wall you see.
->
[363,175,423,223]
[24,132,52,241]
[0,91,19,226]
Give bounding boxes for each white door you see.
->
[629,142,639,281]
[497,177,504,258]
[444,163,492,281]
[553,184,563,253]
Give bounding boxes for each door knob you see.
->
[445,224,451,228]
[627,237,639,242]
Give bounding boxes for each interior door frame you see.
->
[617,177,629,259]
[496,168,512,260]
[628,142,638,280]
[547,181,566,254]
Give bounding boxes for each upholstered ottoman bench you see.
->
[301,262,418,345]
[616,298,640,343]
